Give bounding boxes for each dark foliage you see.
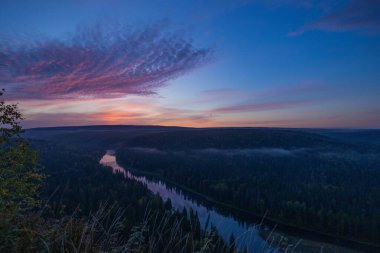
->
[116,128,380,245]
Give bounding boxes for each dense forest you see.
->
[33,141,231,252]
[115,128,380,246]
[1,137,240,252]
[20,125,380,251]
[1,93,238,253]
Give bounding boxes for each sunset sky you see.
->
[1,0,380,128]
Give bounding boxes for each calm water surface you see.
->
[100,150,276,252]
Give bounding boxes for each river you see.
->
[99,150,365,253]
[100,150,276,252]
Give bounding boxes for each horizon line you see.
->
[24,124,380,131]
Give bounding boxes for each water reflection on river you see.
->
[100,150,277,252]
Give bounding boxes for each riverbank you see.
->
[115,153,379,253]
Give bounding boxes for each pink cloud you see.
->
[22,110,214,129]
[0,23,212,99]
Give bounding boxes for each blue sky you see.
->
[1,0,380,128]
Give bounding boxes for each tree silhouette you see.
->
[0,89,43,252]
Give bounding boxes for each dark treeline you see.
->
[116,129,380,246]
[22,126,380,250]
[27,140,233,252]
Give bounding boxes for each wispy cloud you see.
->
[291,0,380,35]
[23,110,156,128]
[252,81,327,100]
[0,22,212,99]
[210,100,312,114]
[20,96,214,128]
[193,88,244,103]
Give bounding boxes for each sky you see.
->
[1,0,380,129]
